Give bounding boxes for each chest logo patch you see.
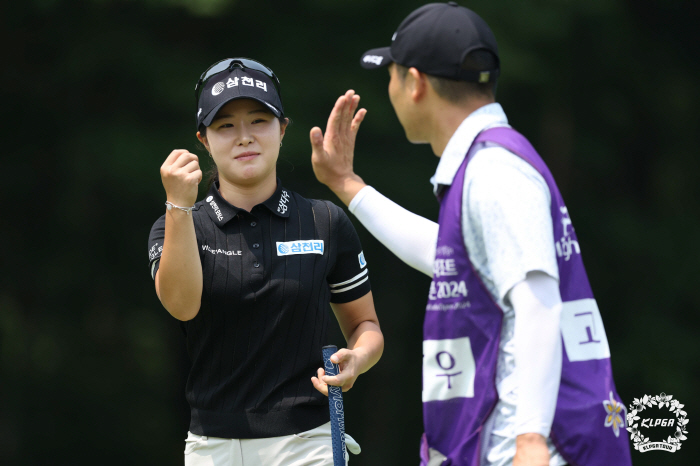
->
[559,298,610,362]
[423,337,476,402]
[276,240,324,256]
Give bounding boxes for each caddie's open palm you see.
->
[160,149,202,207]
[310,90,367,205]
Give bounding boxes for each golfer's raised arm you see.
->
[310,90,438,277]
[155,149,204,321]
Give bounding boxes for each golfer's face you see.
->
[204,98,285,187]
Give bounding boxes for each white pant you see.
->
[184,422,361,466]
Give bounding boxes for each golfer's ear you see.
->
[196,131,210,152]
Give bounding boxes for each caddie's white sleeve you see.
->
[348,186,438,277]
[509,271,563,437]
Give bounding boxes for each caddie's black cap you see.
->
[196,67,283,129]
[360,2,499,83]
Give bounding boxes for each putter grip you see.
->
[322,345,346,466]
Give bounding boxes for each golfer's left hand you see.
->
[311,348,363,396]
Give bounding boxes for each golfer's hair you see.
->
[199,116,290,189]
[395,49,498,103]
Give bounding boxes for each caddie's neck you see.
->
[426,97,492,157]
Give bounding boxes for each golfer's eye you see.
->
[252,118,267,124]
[220,123,233,128]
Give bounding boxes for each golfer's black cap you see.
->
[196,67,283,128]
[360,2,499,83]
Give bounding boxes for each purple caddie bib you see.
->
[420,127,632,465]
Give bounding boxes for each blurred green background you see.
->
[1,0,698,464]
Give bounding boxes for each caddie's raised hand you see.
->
[310,90,368,206]
[160,149,202,208]
[310,348,363,396]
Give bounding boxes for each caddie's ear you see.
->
[408,67,428,102]
[196,131,210,152]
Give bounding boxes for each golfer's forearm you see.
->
[157,210,203,320]
[349,186,438,276]
[510,272,562,436]
[348,321,384,375]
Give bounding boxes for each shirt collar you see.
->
[260,180,292,218]
[430,102,509,194]
[202,179,291,226]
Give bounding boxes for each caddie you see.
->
[309,2,633,465]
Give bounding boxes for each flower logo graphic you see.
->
[603,391,625,437]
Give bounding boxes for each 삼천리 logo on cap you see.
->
[206,196,213,202]
[211,82,225,96]
[627,393,689,453]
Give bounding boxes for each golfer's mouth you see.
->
[235,151,260,161]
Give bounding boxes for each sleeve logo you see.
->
[276,240,324,256]
[358,251,367,268]
[148,243,163,261]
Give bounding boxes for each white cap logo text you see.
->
[363,55,383,66]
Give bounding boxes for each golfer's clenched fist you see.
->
[160,150,202,208]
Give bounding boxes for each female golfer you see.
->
[147,58,383,465]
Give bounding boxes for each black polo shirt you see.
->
[147,180,371,438]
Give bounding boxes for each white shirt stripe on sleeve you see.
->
[329,268,368,288]
[330,276,369,294]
